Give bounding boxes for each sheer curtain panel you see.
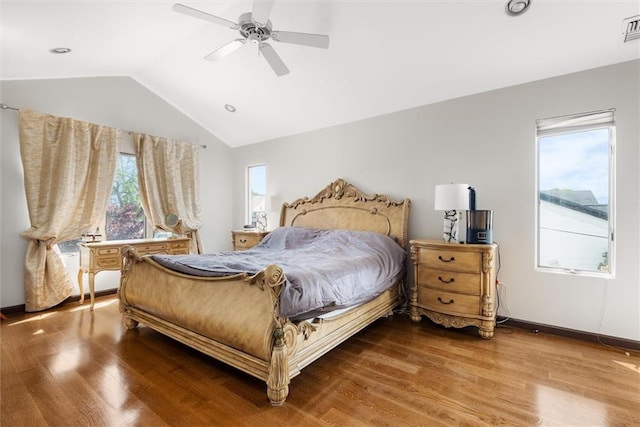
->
[19,110,119,311]
[133,134,203,254]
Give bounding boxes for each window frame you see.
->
[535,109,616,278]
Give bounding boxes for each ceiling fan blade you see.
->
[271,31,330,49]
[204,39,246,61]
[252,0,275,26]
[173,3,239,30]
[260,43,289,77]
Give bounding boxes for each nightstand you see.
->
[231,230,269,250]
[410,239,498,339]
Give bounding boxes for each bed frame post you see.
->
[266,326,289,406]
[250,264,290,406]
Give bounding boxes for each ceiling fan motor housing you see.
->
[239,12,272,42]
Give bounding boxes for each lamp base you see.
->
[443,210,462,243]
[256,212,267,231]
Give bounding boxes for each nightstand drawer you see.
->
[418,268,480,295]
[418,288,480,316]
[234,234,262,248]
[97,248,120,256]
[136,244,169,255]
[96,256,121,269]
[419,249,481,273]
[169,241,189,254]
[232,231,269,250]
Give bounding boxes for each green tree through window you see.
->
[106,154,144,240]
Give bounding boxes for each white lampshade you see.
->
[434,184,469,211]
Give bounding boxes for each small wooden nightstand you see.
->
[410,239,498,339]
[231,230,269,250]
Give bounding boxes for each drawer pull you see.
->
[239,239,247,243]
[438,255,455,263]
[437,297,455,305]
[438,276,455,284]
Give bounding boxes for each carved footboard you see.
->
[119,246,402,406]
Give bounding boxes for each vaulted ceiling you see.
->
[2,1,639,147]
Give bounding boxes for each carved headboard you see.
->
[279,178,410,248]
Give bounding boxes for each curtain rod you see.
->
[0,102,207,149]
[0,103,19,111]
[125,131,206,149]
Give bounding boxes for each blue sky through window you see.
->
[539,128,609,204]
[249,164,266,196]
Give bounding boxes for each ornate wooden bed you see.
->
[118,178,410,405]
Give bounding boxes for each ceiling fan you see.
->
[173,1,330,76]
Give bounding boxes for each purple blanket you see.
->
[150,227,406,318]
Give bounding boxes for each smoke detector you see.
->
[622,15,640,42]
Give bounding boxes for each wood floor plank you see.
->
[321,345,531,427]
[0,348,48,426]
[2,296,638,426]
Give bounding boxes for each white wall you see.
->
[0,76,234,307]
[230,60,640,341]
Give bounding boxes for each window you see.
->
[246,164,266,227]
[105,154,145,240]
[536,109,615,276]
[58,153,146,253]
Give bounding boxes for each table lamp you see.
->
[434,183,469,243]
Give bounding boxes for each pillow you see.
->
[257,226,320,250]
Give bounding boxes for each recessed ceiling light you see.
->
[50,47,72,54]
[225,104,236,113]
[506,0,531,16]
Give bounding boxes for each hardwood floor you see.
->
[2,296,638,426]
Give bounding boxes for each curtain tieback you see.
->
[42,238,55,250]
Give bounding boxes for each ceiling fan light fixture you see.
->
[506,0,531,16]
[225,104,237,113]
[247,33,261,45]
[49,47,72,54]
